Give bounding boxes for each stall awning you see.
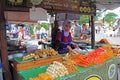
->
[96,0,120,10]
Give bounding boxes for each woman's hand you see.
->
[77,37,81,40]
[67,46,72,52]
[74,44,79,48]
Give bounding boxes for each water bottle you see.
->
[0,63,3,80]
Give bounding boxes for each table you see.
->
[38,41,51,49]
[72,40,100,49]
[18,57,118,80]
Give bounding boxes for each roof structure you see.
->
[96,0,120,10]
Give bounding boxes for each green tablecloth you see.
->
[18,57,118,80]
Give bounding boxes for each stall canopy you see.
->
[96,0,120,10]
[6,0,96,15]
[6,0,120,12]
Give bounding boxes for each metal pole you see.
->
[91,16,95,49]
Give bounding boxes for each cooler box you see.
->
[0,63,3,80]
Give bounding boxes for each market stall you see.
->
[1,0,120,80]
[11,45,118,80]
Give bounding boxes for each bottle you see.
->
[0,63,3,80]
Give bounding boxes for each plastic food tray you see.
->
[18,65,49,80]
[18,65,92,80]
[14,55,60,63]
[13,55,63,71]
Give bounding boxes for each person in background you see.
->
[39,25,46,40]
[33,24,37,40]
[20,25,25,39]
[72,21,81,38]
[95,26,98,34]
[78,24,91,40]
[54,20,78,54]
[12,24,19,38]
[15,24,19,38]
[33,23,42,40]
[36,24,41,39]
[98,26,101,34]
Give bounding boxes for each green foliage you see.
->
[104,12,118,23]
[42,23,49,29]
[78,15,89,24]
[36,25,41,30]
[96,11,102,21]
[30,25,34,35]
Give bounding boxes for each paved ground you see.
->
[95,33,120,45]
[95,32,120,80]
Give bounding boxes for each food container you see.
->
[8,53,28,61]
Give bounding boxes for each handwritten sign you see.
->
[41,0,79,12]
[27,0,79,13]
[27,0,96,15]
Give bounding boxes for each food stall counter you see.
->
[18,57,118,80]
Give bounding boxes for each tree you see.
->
[95,10,102,21]
[78,15,89,24]
[104,12,118,25]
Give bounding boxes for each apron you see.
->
[57,30,71,54]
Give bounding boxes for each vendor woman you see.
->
[54,20,76,54]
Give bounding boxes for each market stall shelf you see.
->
[13,55,63,71]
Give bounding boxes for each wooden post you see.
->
[91,16,95,49]
[0,0,12,80]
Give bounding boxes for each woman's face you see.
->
[64,22,71,32]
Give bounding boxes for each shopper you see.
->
[39,26,46,40]
[20,25,25,39]
[73,21,81,37]
[78,24,91,40]
[33,24,38,40]
[12,24,19,38]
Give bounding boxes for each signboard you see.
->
[5,11,32,22]
[79,0,96,14]
[41,0,79,12]
[7,0,24,6]
[67,13,80,20]
[56,13,66,21]
[27,0,80,13]
[6,0,96,15]
[30,8,47,21]
[56,13,80,21]
[27,0,96,15]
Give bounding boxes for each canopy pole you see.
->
[51,13,58,49]
[0,0,12,80]
[91,16,95,49]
